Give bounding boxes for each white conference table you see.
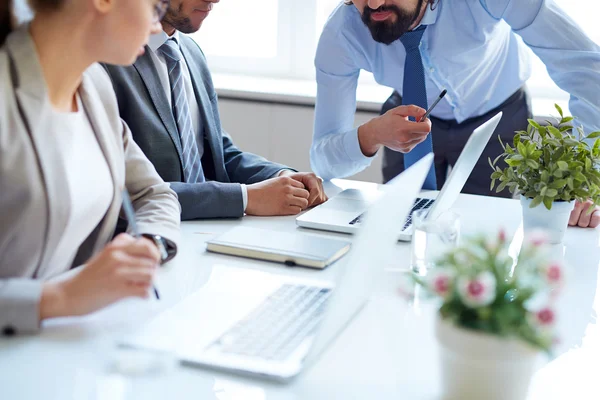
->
[1,179,600,400]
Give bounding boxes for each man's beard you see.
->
[162,5,196,34]
[362,0,425,45]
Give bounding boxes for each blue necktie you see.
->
[400,26,436,190]
[158,39,205,183]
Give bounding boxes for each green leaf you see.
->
[517,142,527,157]
[530,196,543,208]
[555,104,564,118]
[540,186,548,197]
[541,171,550,183]
[587,132,600,140]
[560,116,574,124]
[547,125,562,139]
[567,177,574,190]
[528,119,542,130]
[543,197,553,210]
[497,181,508,193]
[557,161,569,171]
[553,169,564,178]
[586,158,592,170]
[513,134,521,149]
[526,159,539,169]
[545,188,558,198]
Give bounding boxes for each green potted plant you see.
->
[415,230,561,400]
[490,105,600,243]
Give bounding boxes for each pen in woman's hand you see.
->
[121,188,160,300]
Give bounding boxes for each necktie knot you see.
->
[158,39,182,68]
[400,25,426,52]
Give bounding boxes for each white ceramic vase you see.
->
[520,195,574,244]
[435,318,540,400]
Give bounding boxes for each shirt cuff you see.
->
[344,128,376,163]
[241,184,248,212]
[272,169,295,178]
[0,279,43,335]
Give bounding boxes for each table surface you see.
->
[1,179,599,400]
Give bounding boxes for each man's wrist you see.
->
[358,121,379,157]
[40,282,68,321]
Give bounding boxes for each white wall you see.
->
[217,98,383,183]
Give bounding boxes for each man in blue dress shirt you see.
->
[312,0,600,227]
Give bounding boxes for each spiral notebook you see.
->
[206,226,351,269]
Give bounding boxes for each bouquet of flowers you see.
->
[415,230,562,352]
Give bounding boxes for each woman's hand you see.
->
[40,234,160,320]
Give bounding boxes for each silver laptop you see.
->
[296,112,503,241]
[121,154,434,382]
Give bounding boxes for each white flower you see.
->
[527,306,557,330]
[543,262,563,287]
[457,271,497,308]
[426,269,455,300]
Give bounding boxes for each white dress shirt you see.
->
[312,0,600,180]
[148,31,249,210]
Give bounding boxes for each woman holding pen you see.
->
[0,0,180,335]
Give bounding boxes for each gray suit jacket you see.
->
[0,27,181,334]
[103,35,293,220]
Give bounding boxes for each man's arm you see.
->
[311,26,373,181]
[169,180,245,220]
[480,0,600,134]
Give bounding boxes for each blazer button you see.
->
[2,326,16,336]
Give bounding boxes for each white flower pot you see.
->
[435,318,540,400]
[520,196,574,244]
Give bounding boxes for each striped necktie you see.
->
[158,38,205,183]
[400,26,437,190]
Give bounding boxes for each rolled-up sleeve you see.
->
[480,0,600,135]
[312,27,375,180]
[0,279,42,334]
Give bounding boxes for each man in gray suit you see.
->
[104,0,327,220]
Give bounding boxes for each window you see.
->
[527,0,600,100]
[194,0,599,101]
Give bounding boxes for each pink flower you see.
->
[427,270,455,299]
[546,263,562,285]
[458,272,497,308]
[535,308,556,327]
[526,229,549,247]
[498,229,507,244]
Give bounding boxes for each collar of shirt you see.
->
[415,3,439,28]
[148,30,181,54]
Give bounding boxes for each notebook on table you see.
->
[206,226,351,269]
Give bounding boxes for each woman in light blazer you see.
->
[0,0,181,335]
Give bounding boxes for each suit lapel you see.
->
[6,28,70,277]
[133,49,185,167]
[179,38,228,181]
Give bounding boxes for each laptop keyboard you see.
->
[208,284,332,361]
[349,198,435,231]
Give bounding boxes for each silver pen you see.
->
[419,89,448,122]
[121,188,161,300]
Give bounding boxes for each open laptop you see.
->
[120,154,434,382]
[296,112,503,241]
